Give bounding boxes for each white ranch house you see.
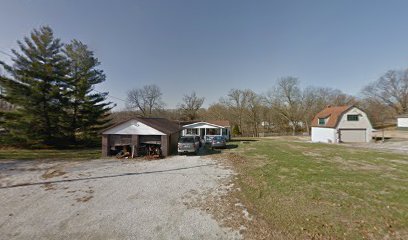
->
[311,106,373,143]
[181,121,231,142]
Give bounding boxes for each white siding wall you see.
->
[397,117,408,128]
[311,127,337,143]
[337,107,372,142]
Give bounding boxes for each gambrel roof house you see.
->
[311,106,373,143]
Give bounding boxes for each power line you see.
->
[93,89,127,102]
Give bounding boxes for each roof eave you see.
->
[182,121,225,129]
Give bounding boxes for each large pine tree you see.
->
[63,40,112,145]
[0,26,112,147]
[0,26,69,146]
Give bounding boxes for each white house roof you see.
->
[182,121,226,129]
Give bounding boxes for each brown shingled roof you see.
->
[311,105,353,128]
[137,118,181,134]
[102,117,181,135]
[206,120,230,127]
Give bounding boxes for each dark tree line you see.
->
[0,26,112,147]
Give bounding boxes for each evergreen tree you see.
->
[0,26,112,147]
[63,40,112,144]
[232,125,241,136]
[0,26,69,146]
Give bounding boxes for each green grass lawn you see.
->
[228,138,408,239]
[0,148,101,160]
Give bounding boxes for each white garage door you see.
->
[339,129,366,143]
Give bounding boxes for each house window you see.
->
[186,128,198,135]
[347,115,359,121]
[206,128,221,135]
[318,118,326,125]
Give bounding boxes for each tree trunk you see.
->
[71,102,78,144]
[382,128,385,142]
[305,121,310,136]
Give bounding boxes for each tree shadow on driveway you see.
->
[198,144,238,156]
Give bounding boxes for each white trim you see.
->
[102,120,165,135]
[182,122,225,129]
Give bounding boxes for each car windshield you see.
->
[179,137,194,143]
[213,136,224,140]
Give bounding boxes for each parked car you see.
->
[210,136,226,149]
[178,136,200,155]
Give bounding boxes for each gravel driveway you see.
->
[344,138,408,154]
[0,156,241,239]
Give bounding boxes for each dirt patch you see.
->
[346,139,408,155]
[198,152,290,239]
[264,136,310,142]
[75,195,93,203]
[42,183,56,191]
[41,168,66,179]
[389,159,408,165]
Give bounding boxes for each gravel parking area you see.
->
[344,138,408,154]
[0,156,241,239]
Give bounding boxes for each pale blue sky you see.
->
[1,0,408,110]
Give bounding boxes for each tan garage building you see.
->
[101,118,181,157]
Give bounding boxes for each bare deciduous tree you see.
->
[246,90,262,137]
[266,77,303,135]
[362,69,408,114]
[360,98,395,141]
[221,89,253,135]
[202,103,230,121]
[178,92,205,120]
[301,87,318,135]
[300,87,357,134]
[126,84,164,117]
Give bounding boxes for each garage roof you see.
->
[102,117,181,135]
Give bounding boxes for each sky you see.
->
[1,0,408,110]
